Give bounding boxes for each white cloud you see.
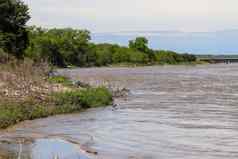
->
[23,0,238,32]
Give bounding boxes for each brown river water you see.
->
[1,64,238,159]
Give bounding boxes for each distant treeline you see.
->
[24,27,196,67]
[0,0,196,67]
[196,55,238,59]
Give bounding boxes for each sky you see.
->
[22,0,238,54]
[23,0,238,33]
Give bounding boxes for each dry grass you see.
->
[0,58,68,102]
[0,57,113,129]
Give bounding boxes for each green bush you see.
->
[79,87,113,108]
[52,87,113,109]
[52,90,82,113]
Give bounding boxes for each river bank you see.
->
[1,64,237,159]
[2,64,238,159]
[0,60,201,130]
[0,60,113,129]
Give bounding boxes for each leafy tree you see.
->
[129,37,155,61]
[83,43,97,67]
[128,50,149,64]
[0,0,30,58]
[129,37,149,53]
[92,43,120,66]
[26,27,91,67]
[112,47,130,63]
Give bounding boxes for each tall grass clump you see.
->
[79,87,113,108]
[52,87,113,111]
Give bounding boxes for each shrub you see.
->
[52,90,82,113]
[79,87,113,108]
[52,87,113,109]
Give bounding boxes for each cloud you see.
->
[23,0,238,32]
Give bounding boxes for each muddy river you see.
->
[1,64,238,159]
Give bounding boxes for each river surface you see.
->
[1,64,238,159]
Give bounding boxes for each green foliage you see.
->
[81,43,97,67]
[25,28,196,67]
[0,101,49,129]
[94,44,115,66]
[128,49,150,64]
[79,87,113,108]
[52,91,83,113]
[48,75,72,86]
[129,37,149,53]
[0,87,113,129]
[0,0,30,58]
[26,27,91,67]
[112,47,149,64]
[0,0,196,66]
[52,87,112,109]
[112,47,130,63]
[154,50,196,64]
[129,37,155,61]
[155,50,179,64]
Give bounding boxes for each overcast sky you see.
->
[23,0,238,33]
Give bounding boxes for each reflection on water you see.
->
[32,139,89,159]
[2,64,238,159]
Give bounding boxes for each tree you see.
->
[112,47,130,63]
[0,0,30,58]
[129,37,155,62]
[26,27,91,67]
[128,49,149,64]
[129,37,149,53]
[93,44,115,66]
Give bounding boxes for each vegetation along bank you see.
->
[0,0,198,129]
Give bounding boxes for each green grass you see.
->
[48,75,73,86]
[79,87,113,108]
[0,87,113,129]
[0,101,50,129]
